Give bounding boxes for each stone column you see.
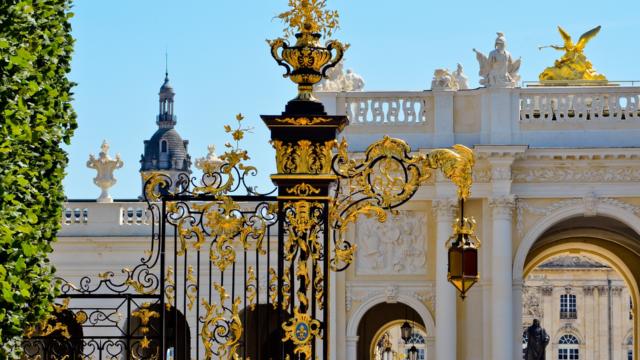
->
[433,199,458,360]
[512,280,524,360]
[489,196,515,360]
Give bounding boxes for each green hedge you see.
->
[0,0,76,357]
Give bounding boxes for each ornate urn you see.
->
[268,12,347,105]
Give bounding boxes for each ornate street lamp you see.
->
[447,200,481,298]
[407,345,419,360]
[400,320,413,344]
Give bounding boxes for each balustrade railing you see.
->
[520,87,640,122]
[339,91,432,125]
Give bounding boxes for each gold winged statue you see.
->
[538,25,606,83]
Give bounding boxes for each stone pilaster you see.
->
[432,198,458,360]
[489,195,516,360]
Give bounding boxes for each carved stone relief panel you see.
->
[523,286,543,318]
[355,211,427,275]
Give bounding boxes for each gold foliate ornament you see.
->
[272,140,336,174]
[274,117,333,126]
[286,182,321,197]
[539,26,607,83]
[269,267,279,309]
[132,303,160,349]
[269,0,347,101]
[200,284,242,360]
[246,266,257,311]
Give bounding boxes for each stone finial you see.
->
[195,144,224,174]
[315,60,365,92]
[87,140,123,203]
[473,32,521,88]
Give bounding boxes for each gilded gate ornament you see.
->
[539,26,607,83]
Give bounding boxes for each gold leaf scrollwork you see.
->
[186,265,197,311]
[282,267,291,311]
[200,284,242,360]
[286,183,321,197]
[314,261,324,310]
[142,172,171,202]
[274,117,333,126]
[246,266,257,311]
[269,267,278,310]
[164,266,175,310]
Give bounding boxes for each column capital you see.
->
[612,286,624,296]
[541,286,553,296]
[597,285,608,296]
[583,286,595,296]
[432,198,458,220]
[489,195,516,219]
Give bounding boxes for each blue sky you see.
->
[64,0,640,199]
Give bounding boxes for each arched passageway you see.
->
[356,302,426,360]
[516,214,640,359]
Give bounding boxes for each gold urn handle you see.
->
[321,39,348,77]
[267,38,292,78]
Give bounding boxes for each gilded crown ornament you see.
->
[538,25,607,84]
[269,0,348,103]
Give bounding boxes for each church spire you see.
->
[157,67,176,129]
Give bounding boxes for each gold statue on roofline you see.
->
[538,25,607,83]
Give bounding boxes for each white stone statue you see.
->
[87,140,123,203]
[315,60,365,92]
[473,32,521,88]
[453,63,469,89]
[431,68,458,91]
[195,144,223,174]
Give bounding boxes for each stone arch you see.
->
[346,293,436,359]
[513,200,640,359]
[346,293,435,338]
[513,200,640,280]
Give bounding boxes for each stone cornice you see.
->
[515,148,640,162]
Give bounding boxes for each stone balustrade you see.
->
[60,201,153,237]
[318,86,640,149]
[340,91,432,125]
[519,87,640,123]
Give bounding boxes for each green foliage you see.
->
[0,0,76,357]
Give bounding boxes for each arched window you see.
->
[560,294,577,319]
[558,334,579,360]
[160,140,168,153]
[404,333,426,360]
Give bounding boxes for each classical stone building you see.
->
[50,38,640,360]
[523,255,633,360]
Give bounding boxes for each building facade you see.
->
[524,255,633,360]
[51,51,640,359]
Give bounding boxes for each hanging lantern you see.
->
[407,345,419,360]
[447,200,481,299]
[400,320,413,343]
